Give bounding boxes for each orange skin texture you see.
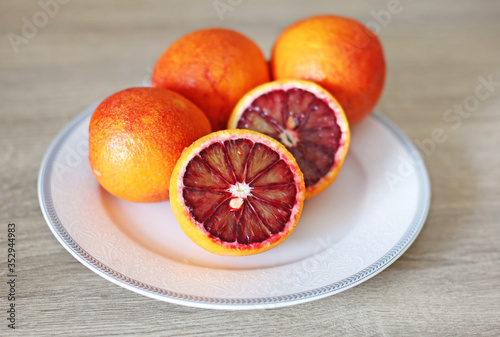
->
[271,15,386,125]
[152,28,270,131]
[169,129,305,256]
[89,87,211,203]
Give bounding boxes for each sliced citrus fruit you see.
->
[228,80,350,199]
[169,129,305,256]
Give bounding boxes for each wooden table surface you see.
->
[1,0,499,335]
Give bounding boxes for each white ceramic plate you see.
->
[38,102,430,310]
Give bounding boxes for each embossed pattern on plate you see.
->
[38,103,430,310]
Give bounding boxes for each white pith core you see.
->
[279,116,299,147]
[228,182,252,210]
[279,129,298,147]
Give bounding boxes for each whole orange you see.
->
[152,28,270,131]
[271,15,386,125]
[89,87,211,203]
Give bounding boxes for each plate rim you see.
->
[38,105,431,310]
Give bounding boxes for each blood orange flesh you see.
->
[229,80,350,199]
[170,129,305,256]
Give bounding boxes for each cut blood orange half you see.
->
[228,80,350,199]
[169,129,305,256]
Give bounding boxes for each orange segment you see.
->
[182,188,231,223]
[229,80,350,199]
[204,198,239,243]
[250,160,296,187]
[286,89,317,124]
[199,142,236,184]
[183,156,230,190]
[237,202,271,244]
[251,92,286,125]
[225,138,253,182]
[169,129,305,256]
[250,184,297,208]
[246,196,291,234]
[245,143,280,182]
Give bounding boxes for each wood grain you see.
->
[1,0,499,335]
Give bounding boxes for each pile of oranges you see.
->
[88,15,386,256]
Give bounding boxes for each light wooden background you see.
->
[1,0,499,336]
